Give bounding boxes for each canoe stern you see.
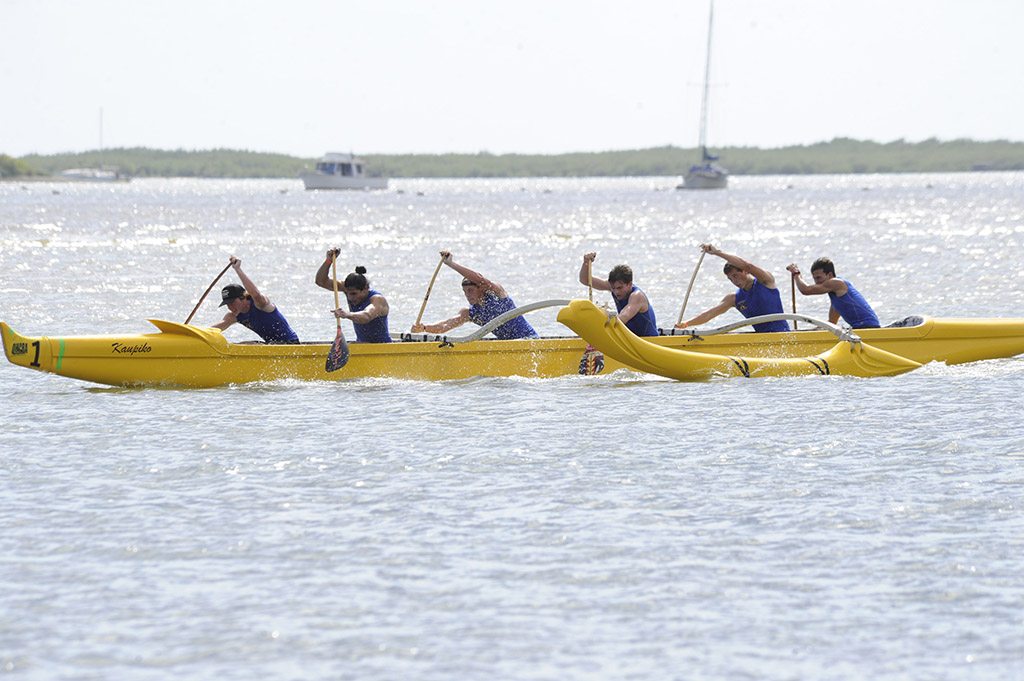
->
[1,321,57,375]
[1,320,236,387]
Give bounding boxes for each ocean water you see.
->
[1,174,1023,680]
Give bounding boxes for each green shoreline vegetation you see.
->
[4,138,1024,179]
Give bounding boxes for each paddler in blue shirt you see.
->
[211,256,300,343]
[578,252,658,336]
[411,251,539,339]
[786,257,880,329]
[676,243,791,333]
[314,249,392,342]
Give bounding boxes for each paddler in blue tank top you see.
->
[786,257,880,329]
[411,251,539,339]
[578,252,658,336]
[314,249,392,342]
[211,256,300,343]
[675,243,791,333]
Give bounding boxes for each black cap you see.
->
[219,284,245,306]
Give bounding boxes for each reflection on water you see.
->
[1,174,1023,679]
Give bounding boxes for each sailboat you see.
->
[59,108,130,183]
[679,0,728,190]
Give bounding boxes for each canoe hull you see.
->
[2,319,603,387]
[3,309,1024,388]
[663,316,1024,366]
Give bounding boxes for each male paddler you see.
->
[211,256,300,343]
[786,257,880,328]
[676,243,790,332]
[579,252,658,336]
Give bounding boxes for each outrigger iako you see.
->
[559,300,922,380]
[3,299,1024,387]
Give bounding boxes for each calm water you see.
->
[1,175,1023,680]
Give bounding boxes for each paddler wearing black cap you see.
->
[210,256,300,343]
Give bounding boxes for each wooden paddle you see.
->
[325,253,350,371]
[676,249,706,326]
[587,258,594,302]
[414,255,446,328]
[184,261,232,325]
[791,273,799,330]
[579,257,603,374]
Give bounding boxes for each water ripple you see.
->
[2,175,1023,679]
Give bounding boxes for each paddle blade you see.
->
[325,328,350,372]
[578,344,605,375]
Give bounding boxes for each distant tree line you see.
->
[0,154,43,178]
[4,138,1024,179]
[16,148,307,179]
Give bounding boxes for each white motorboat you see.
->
[300,152,388,190]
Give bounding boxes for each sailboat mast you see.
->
[697,0,715,153]
[680,0,727,189]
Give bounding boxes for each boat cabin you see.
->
[301,152,388,190]
[315,153,366,177]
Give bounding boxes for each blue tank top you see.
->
[613,285,658,337]
[734,278,790,333]
[236,304,299,344]
[468,291,538,339]
[829,279,880,329]
[349,289,391,343]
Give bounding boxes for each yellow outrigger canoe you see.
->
[3,301,1024,387]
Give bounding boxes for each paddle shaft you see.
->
[676,250,706,326]
[587,260,593,302]
[791,274,798,330]
[184,262,233,325]
[332,254,341,331]
[414,256,446,327]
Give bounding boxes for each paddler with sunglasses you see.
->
[410,251,539,339]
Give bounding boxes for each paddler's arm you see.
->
[314,248,343,291]
[676,294,736,329]
[335,294,389,324]
[786,264,846,296]
[578,252,611,291]
[440,251,506,297]
[210,312,237,331]
[706,244,777,288]
[230,257,273,311]
[411,309,470,334]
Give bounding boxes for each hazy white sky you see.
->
[3,0,1023,157]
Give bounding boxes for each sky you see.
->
[3,0,1024,158]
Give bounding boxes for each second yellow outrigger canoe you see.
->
[556,299,922,380]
